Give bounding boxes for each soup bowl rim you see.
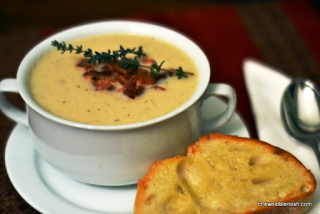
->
[17,19,210,130]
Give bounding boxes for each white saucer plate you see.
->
[5,96,250,214]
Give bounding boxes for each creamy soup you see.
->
[29,34,198,125]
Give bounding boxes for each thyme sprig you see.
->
[51,40,193,79]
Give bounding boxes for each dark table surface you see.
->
[1,0,320,213]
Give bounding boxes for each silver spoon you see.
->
[281,78,320,167]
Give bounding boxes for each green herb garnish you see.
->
[51,40,193,79]
[174,66,188,79]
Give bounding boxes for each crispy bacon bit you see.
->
[101,63,113,72]
[142,58,154,65]
[118,77,145,99]
[76,58,95,71]
[83,70,114,91]
[156,73,167,82]
[136,67,167,85]
[83,70,112,80]
[108,62,133,79]
[167,69,175,77]
[93,77,114,91]
[115,72,127,85]
[123,76,137,99]
[83,70,95,80]
[76,58,169,99]
[135,85,144,96]
[152,86,165,91]
[136,68,156,85]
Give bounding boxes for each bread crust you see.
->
[134,156,187,214]
[134,133,317,214]
[191,133,316,214]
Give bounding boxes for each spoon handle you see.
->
[312,142,320,169]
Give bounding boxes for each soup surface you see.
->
[29,34,198,125]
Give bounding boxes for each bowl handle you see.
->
[201,83,237,133]
[0,78,28,126]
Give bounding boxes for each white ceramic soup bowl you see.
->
[0,20,236,186]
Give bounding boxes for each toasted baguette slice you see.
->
[134,133,316,214]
